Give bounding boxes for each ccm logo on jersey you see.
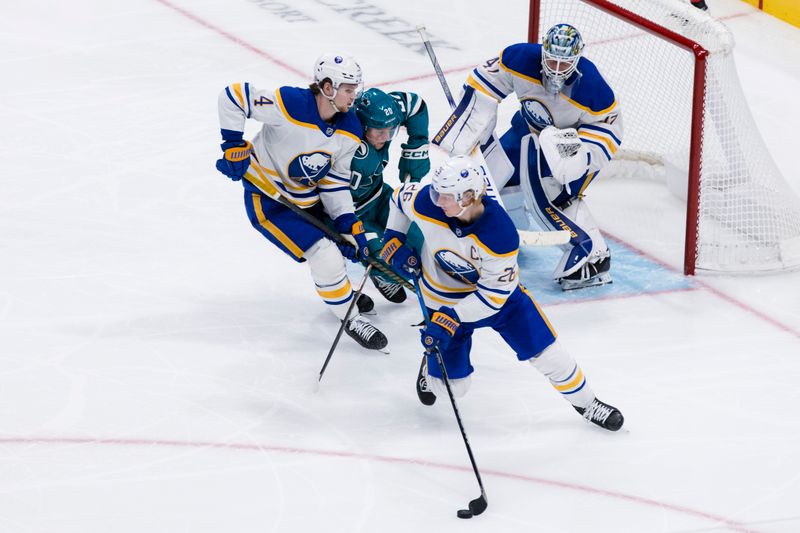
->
[288,151,332,186]
[434,250,480,285]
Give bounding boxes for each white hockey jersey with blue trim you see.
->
[218,83,361,219]
[386,183,521,323]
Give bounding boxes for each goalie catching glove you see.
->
[215,139,253,181]
[333,214,370,263]
[420,307,460,353]
[432,86,498,156]
[539,126,590,192]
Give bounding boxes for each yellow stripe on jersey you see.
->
[520,284,557,338]
[423,270,475,293]
[468,234,518,258]
[486,293,509,306]
[499,53,543,86]
[275,89,360,144]
[499,53,617,116]
[411,204,450,230]
[232,83,246,110]
[421,284,459,306]
[466,74,503,102]
[251,193,304,259]
[246,164,319,208]
[579,131,619,154]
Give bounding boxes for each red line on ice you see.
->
[0,435,760,532]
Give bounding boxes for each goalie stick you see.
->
[416,25,569,249]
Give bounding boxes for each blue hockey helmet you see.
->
[355,88,402,141]
[541,24,585,94]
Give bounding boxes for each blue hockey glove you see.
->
[380,229,420,274]
[215,140,253,181]
[420,307,460,354]
[398,142,430,181]
[334,214,369,263]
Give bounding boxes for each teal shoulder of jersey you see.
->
[276,86,363,139]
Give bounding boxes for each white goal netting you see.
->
[533,0,800,273]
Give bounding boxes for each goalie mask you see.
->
[541,24,584,94]
[430,155,487,217]
[313,53,364,101]
[355,88,402,146]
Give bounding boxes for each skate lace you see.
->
[376,277,402,297]
[349,316,377,340]
[583,400,612,423]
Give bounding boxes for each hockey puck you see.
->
[457,509,473,519]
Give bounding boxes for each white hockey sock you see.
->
[528,341,595,408]
[306,238,355,321]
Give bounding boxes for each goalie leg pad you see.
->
[480,132,515,189]
[306,238,355,320]
[552,199,612,287]
[528,340,595,408]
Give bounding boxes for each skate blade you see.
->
[378,345,390,355]
[560,273,613,291]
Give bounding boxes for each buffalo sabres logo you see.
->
[520,98,555,132]
[287,151,332,186]
[434,249,480,285]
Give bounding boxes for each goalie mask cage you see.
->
[528,0,800,275]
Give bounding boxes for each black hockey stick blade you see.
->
[469,494,488,515]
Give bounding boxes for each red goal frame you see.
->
[528,0,709,275]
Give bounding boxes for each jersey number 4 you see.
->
[254,96,273,106]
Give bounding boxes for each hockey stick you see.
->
[416,25,570,248]
[411,275,488,518]
[244,169,414,290]
[314,264,375,392]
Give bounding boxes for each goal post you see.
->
[528,0,800,275]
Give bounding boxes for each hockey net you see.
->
[529,0,800,274]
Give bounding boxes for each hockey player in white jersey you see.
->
[433,24,623,290]
[380,155,623,431]
[214,53,388,351]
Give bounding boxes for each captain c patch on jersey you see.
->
[434,249,480,285]
[288,151,332,185]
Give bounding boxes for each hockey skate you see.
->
[356,292,376,315]
[345,314,389,353]
[416,355,436,406]
[574,398,624,431]
[371,275,406,303]
[559,255,612,291]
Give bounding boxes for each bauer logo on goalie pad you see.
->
[521,98,555,132]
[288,151,332,186]
[434,249,480,285]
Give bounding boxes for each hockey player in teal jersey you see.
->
[433,24,624,291]
[349,87,428,303]
[380,155,623,431]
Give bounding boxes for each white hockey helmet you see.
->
[313,53,363,94]
[541,24,584,94]
[430,155,487,208]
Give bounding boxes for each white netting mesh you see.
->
[535,0,800,273]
